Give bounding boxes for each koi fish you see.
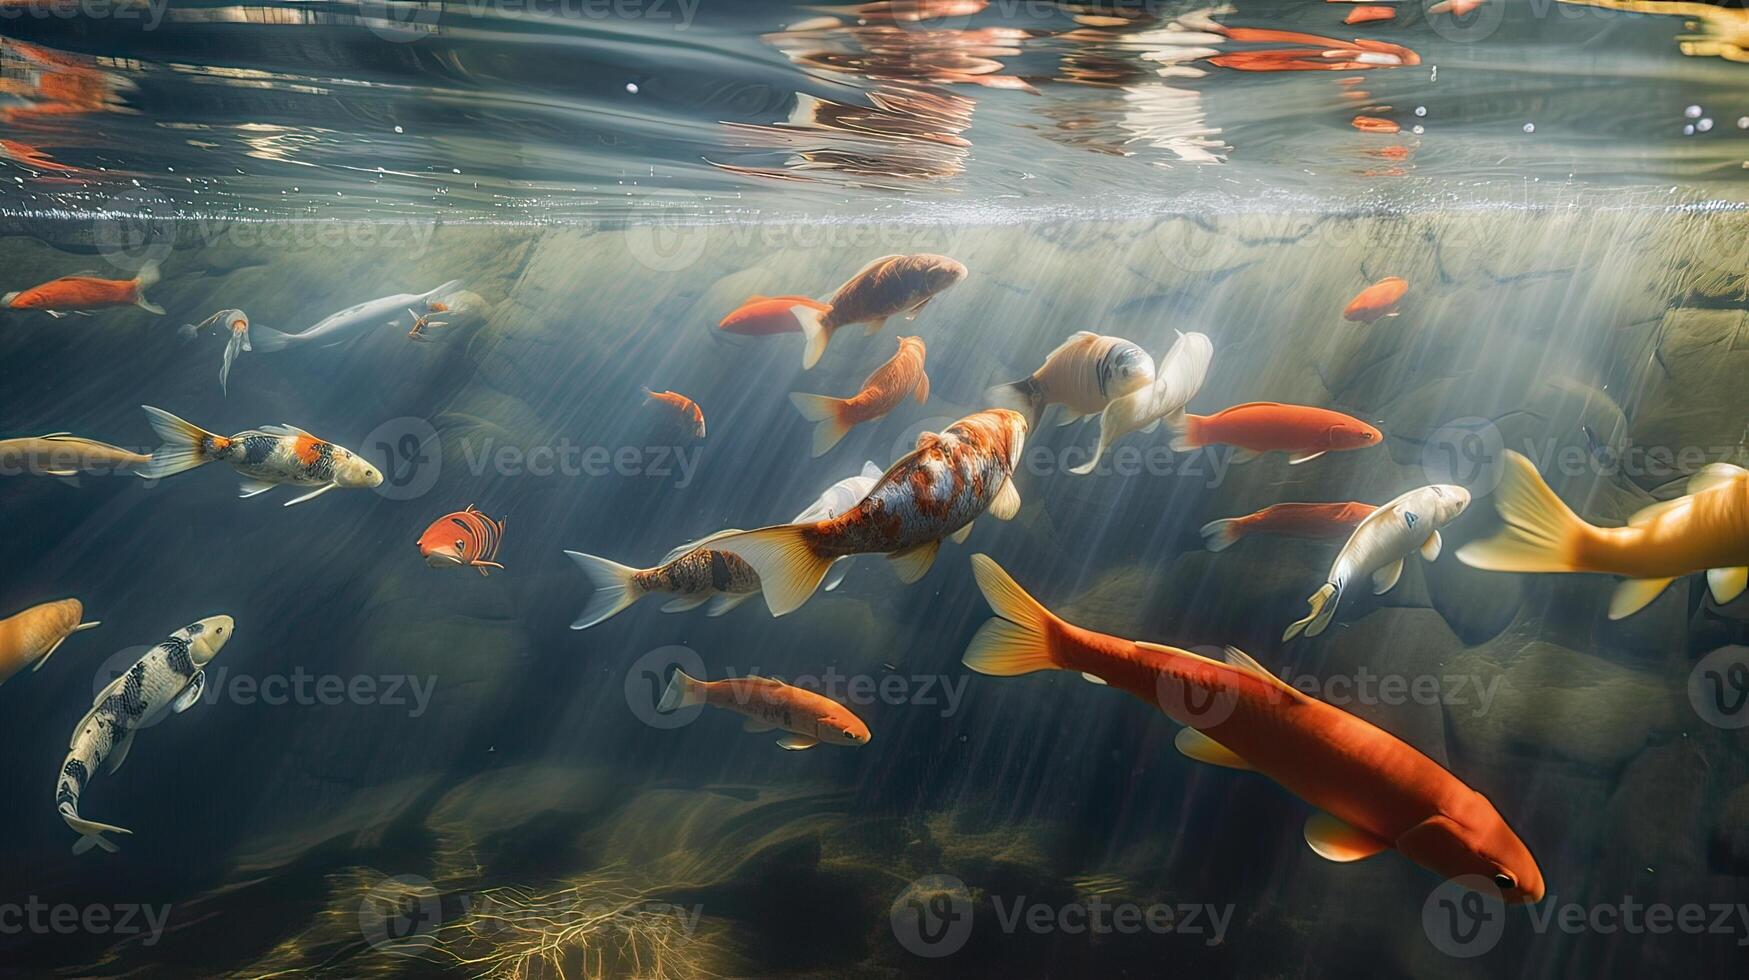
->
[565,536,762,628]
[1457,451,1749,618]
[0,599,98,685]
[712,408,1027,615]
[1200,501,1378,552]
[1344,5,1396,23]
[3,262,162,317]
[961,555,1543,903]
[180,308,255,394]
[988,331,1155,427]
[0,433,150,477]
[1351,115,1400,134]
[720,295,832,336]
[791,253,967,369]
[790,335,929,456]
[1206,28,1420,71]
[137,405,383,506]
[793,460,885,593]
[657,668,870,750]
[1285,485,1471,639]
[1073,331,1214,475]
[644,389,706,439]
[58,615,234,855]
[417,505,506,576]
[1343,276,1408,322]
[246,279,464,352]
[1171,402,1382,465]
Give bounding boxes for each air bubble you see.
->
[1522,123,1535,134]
[1684,105,1702,119]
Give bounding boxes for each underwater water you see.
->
[2,2,1749,979]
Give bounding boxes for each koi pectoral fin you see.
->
[1707,567,1748,605]
[1608,576,1676,620]
[1174,728,1253,770]
[1304,812,1390,862]
[1372,559,1404,595]
[1420,530,1443,561]
[777,735,818,750]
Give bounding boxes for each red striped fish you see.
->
[417,505,506,576]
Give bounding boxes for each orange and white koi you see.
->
[713,408,1027,615]
[137,405,383,506]
[1458,451,1749,619]
[657,668,870,750]
[3,262,162,317]
[789,335,929,456]
[417,505,506,576]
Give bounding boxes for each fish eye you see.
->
[455,538,466,550]
[1492,872,1515,890]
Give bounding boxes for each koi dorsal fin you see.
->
[1222,646,1299,697]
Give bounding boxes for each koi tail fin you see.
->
[247,324,296,353]
[1283,583,1338,641]
[132,261,164,315]
[794,304,832,369]
[1199,517,1245,552]
[657,668,706,712]
[788,392,852,456]
[1168,413,1204,452]
[60,806,129,856]
[985,377,1046,428]
[963,554,1064,675]
[1455,451,1588,574]
[712,525,833,617]
[564,551,645,629]
[138,405,221,479]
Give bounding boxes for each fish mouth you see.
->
[423,552,465,568]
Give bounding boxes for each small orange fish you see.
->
[657,668,870,750]
[1428,0,1486,13]
[1343,276,1408,321]
[1344,5,1396,23]
[1351,115,1400,134]
[644,389,706,439]
[1171,402,1382,465]
[3,262,163,317]
[417,505,506,576]
[789,336,929,456]
[1199,501,1378,551]
[719,295,831,336]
